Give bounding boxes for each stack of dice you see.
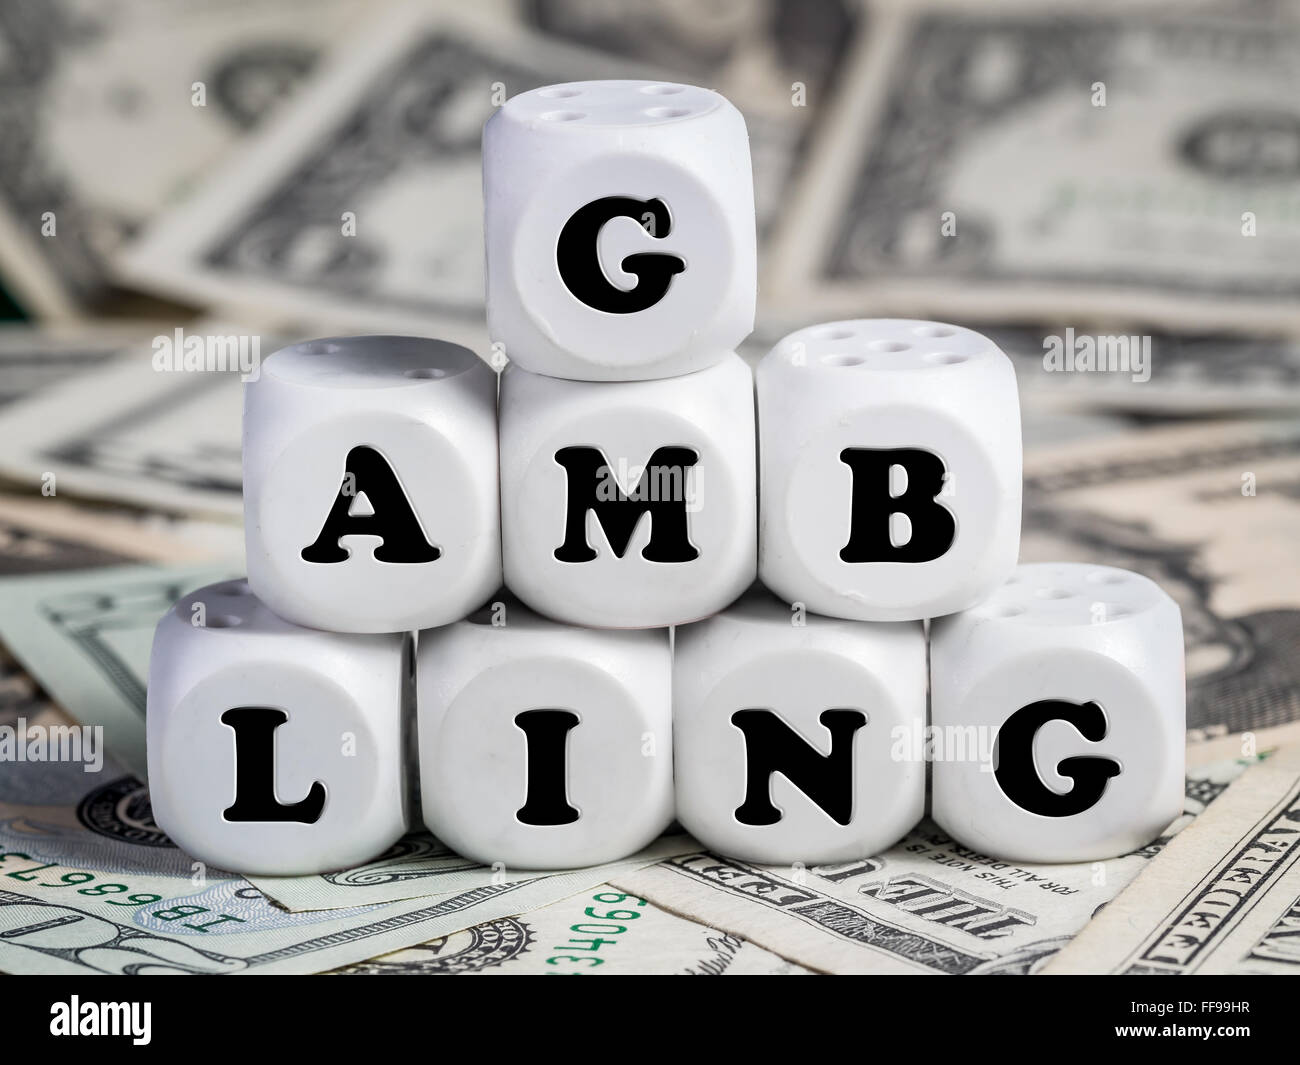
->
[147,81,1185,878]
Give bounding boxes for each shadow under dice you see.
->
[417,597,673,869]
[243,335,500,634]
[758,319,1021,622]
[674,587,927,865]
[484,80,755,381]
[146,580,408,876]
[930,563,1186,863]
[500,353,756,628]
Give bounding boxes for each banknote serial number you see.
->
[545,891,649,972]
[0,851,162,907]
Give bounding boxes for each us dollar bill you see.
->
[0,322,165,408]
[0,0,368,316]
[116,3,796,339]
[612,758,1251,975]
[1043,743,1300,974]
[248,833,697,912]
[767,2,1300,333]
[0,563,237,779]
[0,322,257,518]
[1022,417,1300,746]
[0,492,239,577]
[0,756,691,974]
[334,883,811,975]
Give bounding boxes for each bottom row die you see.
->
[931,562,1185,864]
[146,580,409,876]
[416,598,673,868]
[146,565,1184,876]
[673,587,926,864]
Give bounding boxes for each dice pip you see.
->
[757,319,1021,622]
[499,353,757,628]
[417,596,673,868]
[484,80,756,381]
[146,580,408,876]
[243,335,500,633]
[930,563,1185,863]
[674,586,926,864]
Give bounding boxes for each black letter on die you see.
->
[556,196,685,313]
[553,445,700,563]
[839,448,956,563]
[515,710,580,825]
[732,709,867,826]
[993,700,1121,817]
[301,445,440,564]
[221,707,326,823]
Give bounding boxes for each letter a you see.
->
[301,445,439,563]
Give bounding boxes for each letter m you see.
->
[553,445,700,563]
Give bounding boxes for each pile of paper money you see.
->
[0,0,1296,975]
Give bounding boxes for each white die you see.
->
[243,335,500,633]
[416,597,673,869]
[757,319,1021,622]
[930,563,1185,863]
[674,586,926,865]
[484,80,756,381]
[146,580,408,876]
[499,353,756,628]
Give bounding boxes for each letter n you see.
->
[731,709,867,826]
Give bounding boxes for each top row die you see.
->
[484,80,755,381]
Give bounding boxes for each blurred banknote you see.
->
[335,882,811,975]
[0,563,233,779]
[613,757,1250,975]
[0,757,688,974]
[0,322,255,517]
[768,3,1300,333]
[0,0,369,315]
[0,492,240,576]
[1022,417,1300,745]
[0,323,162,407]
[989,326,1300,414]
[1044,743,1300,974]
[117,3,800,339]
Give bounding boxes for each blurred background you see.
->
[0,0,1299,780]
[0,0,1298,979]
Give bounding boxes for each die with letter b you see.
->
[146,580,408,876]
[758,319,1021,622]
[930,563,1185,863]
